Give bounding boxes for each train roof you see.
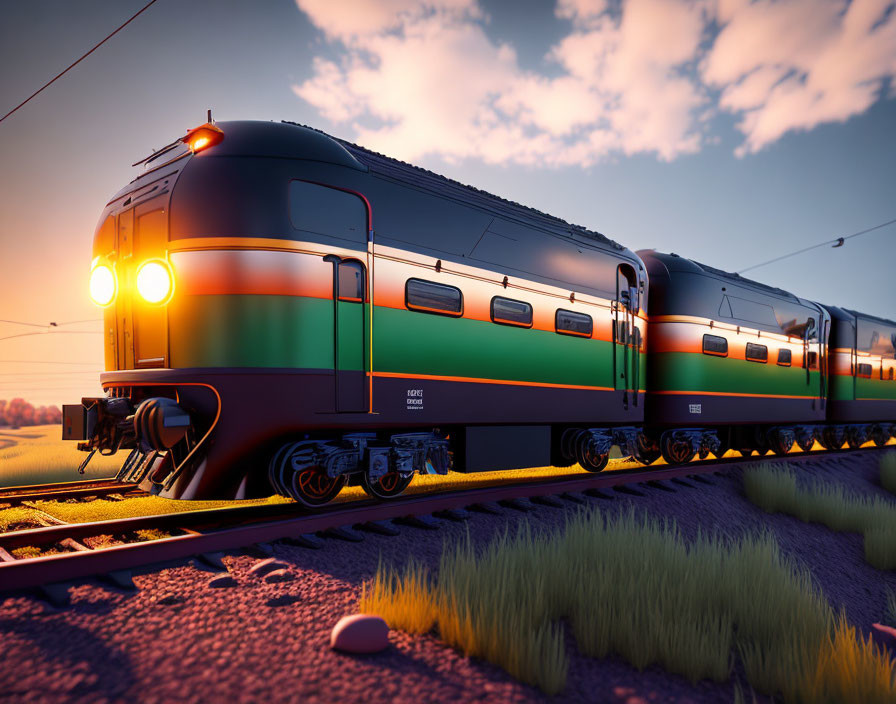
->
[282,120,623,252]
[639,251,801,302]
[825,305,896,328]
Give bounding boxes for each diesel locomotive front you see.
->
[64,120,649,505]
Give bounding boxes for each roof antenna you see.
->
[207,108,213,124]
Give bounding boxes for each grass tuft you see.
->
[743,462,896,570]
[801,613,896,704]
[886,587,896,627]
[881,452,896,495]
[360,507,896,700]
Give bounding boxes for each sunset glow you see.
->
[0,0,893,410]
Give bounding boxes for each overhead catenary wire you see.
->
[0,0,160,124]
[0,360,101,365]
[0,331,103,343]
[737,217,896,274]
[0,319,102,328]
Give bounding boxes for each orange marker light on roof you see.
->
[181,122,223,153]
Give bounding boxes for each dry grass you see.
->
[0,425,122,488]
[360,508,896,700]
[801,614,896,704]
[1,493,292,527]
[743,462,896,569]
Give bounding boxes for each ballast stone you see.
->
[330,614,390,654]
[249,557,289,577]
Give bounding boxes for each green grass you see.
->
[743,462,896,569]
[0,425,122,488]
[881,452,896,495]
[360,508,895,701]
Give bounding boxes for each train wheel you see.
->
[713,437,731,459]
[768,431,794,456]
[796,437,815,453]
[576,432,609,473]
[360,471,414,500]
[634,434,661,465]
[290,466,346,507]
[269,441,302,496]
[846,427,867,450]
[660,434,695,466]
[870,426,889,447]
[820,427,844,450]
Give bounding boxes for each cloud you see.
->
[293,0,896,164]
[703,0,896,155]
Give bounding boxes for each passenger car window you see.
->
[338,261,365,302]
[857,363,872,378]
[806,351,818,369]
[745,342,768,363]
[555,309,592,337]
[703,334,728,357]
[406,279,463,316]
[491,297,533,327]
[777,349,792,366]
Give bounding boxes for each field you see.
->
[0,425,121,488]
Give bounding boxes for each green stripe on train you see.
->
[648,351,822,397]
[168,294,646,390]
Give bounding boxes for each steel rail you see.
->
[0,447,886,594]
[0,479,143,506]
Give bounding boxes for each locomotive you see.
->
[63,120,896,506]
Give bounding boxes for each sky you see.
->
[0,0,894,408]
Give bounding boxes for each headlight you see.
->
[89,265,116,307]
[136,261,172,304]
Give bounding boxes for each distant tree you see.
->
[0,398,60,426]
[4,398,27,428]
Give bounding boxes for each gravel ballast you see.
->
[1,450,894,703]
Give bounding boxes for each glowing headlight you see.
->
[136,261,172,304]
[89,265,116,307]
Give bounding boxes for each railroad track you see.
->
[0,445,889,603]
[0,478,145,506]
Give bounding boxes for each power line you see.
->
[0,331,103,343]
[0,0,160,124]
[0,319,102,328]
[0,371,101,377]
[0,360,101,365]
[737,217,896,275]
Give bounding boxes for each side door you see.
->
[614,264,639,406]
[333,259,369,412]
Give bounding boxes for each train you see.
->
[62,119,896,506]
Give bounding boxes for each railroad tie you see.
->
[392,514,441,530]
[355,520,401,536]
[612,484,645,497]
[282,533,325,550]
[670,478,696,489]
[498,497,537,512]
[530,494,565,508]
[432,508,470,522]
[320,525,365,542]
[466,502,503,514]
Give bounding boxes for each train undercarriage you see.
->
[65,392,895,508]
